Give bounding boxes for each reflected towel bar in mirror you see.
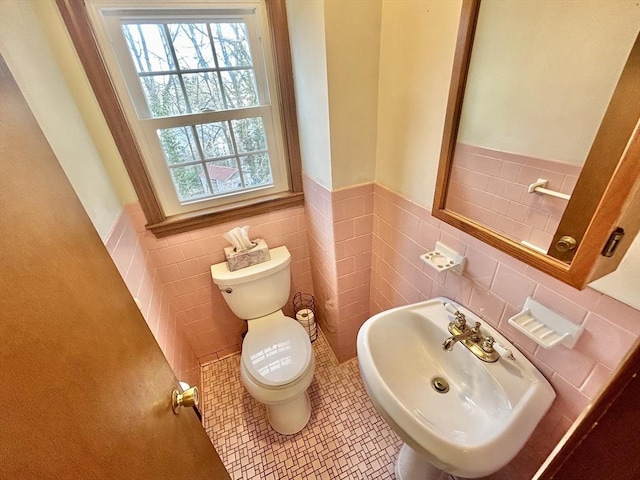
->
[528,179,571,201]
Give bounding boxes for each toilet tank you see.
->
[210,246,292,320]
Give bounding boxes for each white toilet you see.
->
[210,246,315,435]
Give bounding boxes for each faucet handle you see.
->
[481,335,495,353]
[444,302,467,329]
[481,335,515,360]
[493,341,515,361]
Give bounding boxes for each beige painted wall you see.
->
[324,0,381,189]
[374,0,639,308]
[287,0,333,189]
[375,0,462,208]
[35,0,136,205]
[0,0,123,240]
[458,0,639,164]
[4,0,637,307]
[287,0,381,190]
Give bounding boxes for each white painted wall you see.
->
[458,0,639,164]
[0,1,123,240]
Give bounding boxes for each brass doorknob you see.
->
[555,235,577,252]
[171,386,199,414]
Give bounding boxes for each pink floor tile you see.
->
[202,331,402,480]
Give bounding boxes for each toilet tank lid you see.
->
[210,245,291,286]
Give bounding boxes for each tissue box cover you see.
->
[224,238,270,271]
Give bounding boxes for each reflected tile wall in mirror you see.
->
[447,143,581,252]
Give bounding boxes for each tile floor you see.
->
[201,329,555,480]
[201,330,402,479]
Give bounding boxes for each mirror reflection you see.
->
[445,0,639,254]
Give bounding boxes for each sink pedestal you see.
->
[396,444,461,480]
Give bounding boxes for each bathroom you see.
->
[1,0,638,478]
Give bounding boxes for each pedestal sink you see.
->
[357,298,555,479]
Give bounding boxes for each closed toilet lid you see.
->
[242,313,312,387]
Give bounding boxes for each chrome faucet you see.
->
[442,321,482,351]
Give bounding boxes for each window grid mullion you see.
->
[137,65,252,77]
[207,23,229,111]
[141,106,270,129]
[166,149,268,169]
[162,23,192,114]
[190,124,215,195]
[226,120,247,188]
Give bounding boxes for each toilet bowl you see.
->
[211,246,315,434]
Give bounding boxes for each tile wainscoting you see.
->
[104,202,313,387]
[301,175,639,476]
[106,176,638,476]
[303,176,374,362]
[369,181,639,474]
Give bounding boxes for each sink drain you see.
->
[431,376,449,393]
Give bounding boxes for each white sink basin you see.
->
[357,298,555,479]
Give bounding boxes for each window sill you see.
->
[146,191,304,237]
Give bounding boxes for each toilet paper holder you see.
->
[293,292,318,342]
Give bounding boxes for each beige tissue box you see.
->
[224,239,270,271]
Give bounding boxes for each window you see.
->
[57,0,302,236]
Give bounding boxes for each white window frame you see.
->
[86,0,289,216]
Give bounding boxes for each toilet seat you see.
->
[242,312,312,388]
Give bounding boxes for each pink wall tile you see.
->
[159,244,186,265]
[528,229,553,251]
[532,286,588,325]
[490,264,536,308]
[593,294,640,335]
[108,176,637,476]
[368,182,638,440]
[465,247,498,288]
[549,372,590,420]
[469,283,506,327]
[580,363,613,399]
[576,313,637,370]
[499,161,521,181]
[487,177,506,196]
[503,181,526,202]
[511,223,533,244]
[104,197,314,384]
[535,345,596,388]
[518,165,543,185]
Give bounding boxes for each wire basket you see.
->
[293,292,318,342]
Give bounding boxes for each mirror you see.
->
[434,0,640,289]
[451,0,637,253]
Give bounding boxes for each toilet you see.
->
[210,246,315,435]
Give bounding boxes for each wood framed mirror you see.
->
[433,0,640,290]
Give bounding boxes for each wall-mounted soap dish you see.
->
[508,297,584,349]
[420,242,465,275]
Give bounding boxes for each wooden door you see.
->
[535,337,640,479]
[0,55,229,479]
